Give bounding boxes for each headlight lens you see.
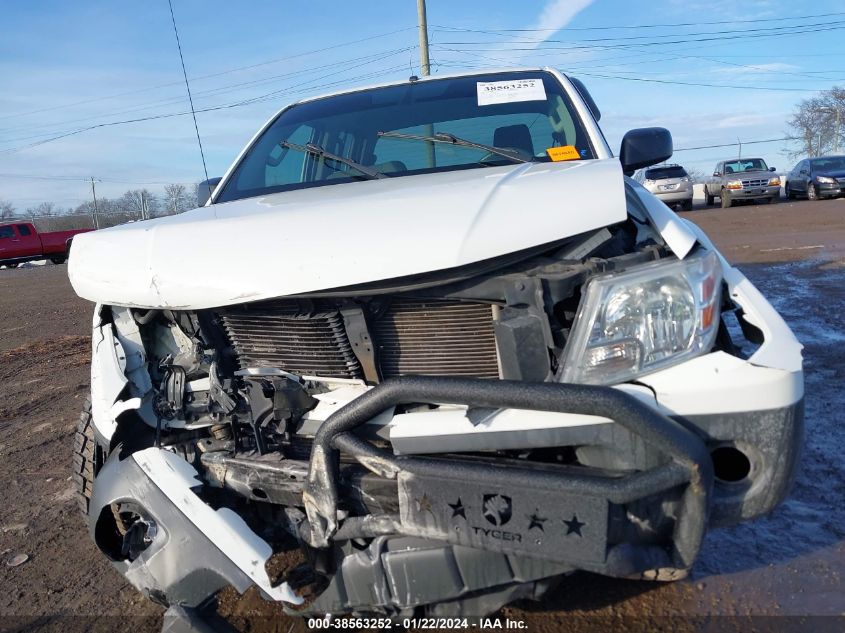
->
[560,251,722,385]
[768,177,781,186]
[726,180,743,189]
[817,175,837,184]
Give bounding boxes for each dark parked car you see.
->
[785,155,845,200]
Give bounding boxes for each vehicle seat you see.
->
[493,124,535,157]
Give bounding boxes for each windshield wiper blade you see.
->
[377,131,531,164]
[280,141,386,179]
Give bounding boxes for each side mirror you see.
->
[713,172,720,177]
[769,167,776,172]
[619,127,673,176]
[197,177,222,207]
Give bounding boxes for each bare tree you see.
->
[163,183,188,215]
[25,201,56,217]
[685,167,707,184]
[117,189,159,219]
[0,199,15,220]
[787,86,845,158]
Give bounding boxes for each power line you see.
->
[167,0,209,186]
[0,46,414,140]
[0,173,195,185]
[0,27,416,124]
[431,12,845,33]
[674,137,795,152]
[575,71,824,92]
[0,62,412,155]
[436,19,845,46]
[433,22,845,52]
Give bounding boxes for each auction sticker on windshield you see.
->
[477,79,547,106]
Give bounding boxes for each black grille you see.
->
[372,299,500,379]
[220,304,363,379]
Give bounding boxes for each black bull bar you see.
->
[303,376,714,578]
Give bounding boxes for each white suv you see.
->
[635,163,694,211]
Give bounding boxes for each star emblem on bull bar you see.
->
[527,511,547,531]
[563,514,585,537]
[449,497,466,519]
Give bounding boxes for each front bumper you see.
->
[816,181,842,197]
[728,185,780,200]
[87,381,803,613]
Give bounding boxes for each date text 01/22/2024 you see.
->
[307,617,528,629]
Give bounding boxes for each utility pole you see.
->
[90,177,100,230]
[737,138,742,160]
[417,0,430,76]
[141,191,148,221]
[416,0,435,168]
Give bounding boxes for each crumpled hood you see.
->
[69,159,627,309]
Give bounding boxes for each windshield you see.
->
[645,165,687,180]
[810,156,845,172]
[216,71,596,203]
[723,158,768,174]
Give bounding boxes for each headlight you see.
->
[560,251,722,385]
[768,177,781,186]
[726,180,743,190]
[817,175,837,184]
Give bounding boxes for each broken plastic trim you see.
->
[303,376,714,577]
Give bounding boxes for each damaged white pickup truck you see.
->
[68,69,804,622]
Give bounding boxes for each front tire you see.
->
[720,189,733,209]
[73,400,107,517]
[705,190,715,206]
[807,183,818,201]
[682,199,693,211]
[50,256,66,265]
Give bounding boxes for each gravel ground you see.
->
[0,197,843,632]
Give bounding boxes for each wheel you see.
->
[681,199,693,211]
[720,189,733,209]
[73,400,107,516]
[705,191,715,206]
[769,194,779,204]
[786,184,796,200]
[807,183,818,201]
[50,256,66,265]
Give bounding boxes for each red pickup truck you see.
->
[0,221,93,268]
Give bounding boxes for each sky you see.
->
[1,0,844,211]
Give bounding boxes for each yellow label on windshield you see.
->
[547,145,580,161]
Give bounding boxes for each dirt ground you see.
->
[0,196,843,632]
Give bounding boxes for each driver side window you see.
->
[264,124,315,187]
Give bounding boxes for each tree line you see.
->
[0,183,201,231]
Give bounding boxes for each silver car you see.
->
[634,164,694,210]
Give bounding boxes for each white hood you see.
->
[69,159,627,309]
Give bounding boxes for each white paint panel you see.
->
[68,159,626,309]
